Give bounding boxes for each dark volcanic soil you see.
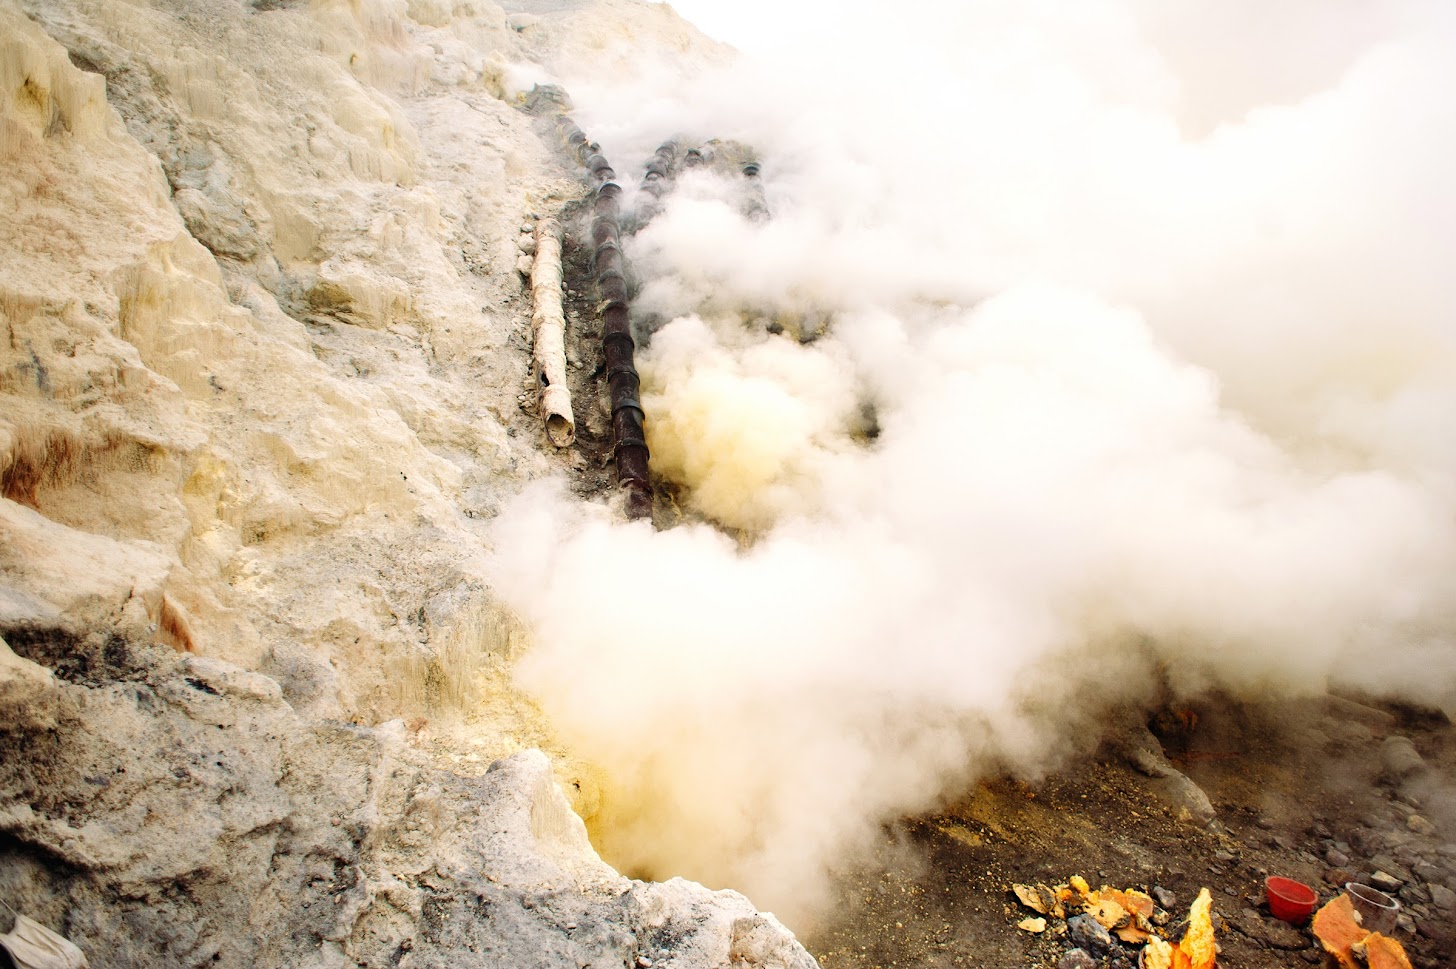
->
[806,693,1455,969]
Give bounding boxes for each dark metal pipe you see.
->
[603,339,635,375]
[602,305,631,338]
[608,369,640,404]
[537,102,660,518]
[592,240,624,278]
[612,412,647,451]
[635,141,680,229]
[742,160,770,222]
[590,216,619,248]
[596,273,628,306]
[684,143,715,168]
[551,123,652,518]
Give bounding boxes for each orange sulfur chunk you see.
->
[1312,894,1370,969]
[1363,933,1414,969]
[1170,888,1216,969]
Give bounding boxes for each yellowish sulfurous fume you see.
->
[492,0,1456,929]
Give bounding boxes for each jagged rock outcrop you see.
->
[0,639,814,968]
[0,0,815,965]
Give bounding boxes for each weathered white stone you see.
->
[0,635,58,729]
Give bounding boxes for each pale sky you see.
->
[656,0,881,54]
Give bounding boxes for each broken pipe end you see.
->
[541,385,575,448]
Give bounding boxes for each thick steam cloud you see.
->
[490,0,1456,926]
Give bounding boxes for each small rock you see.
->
[1407,815,1437,836]
[1380,736,1427,781]
[1013,883,1052,915]
[1152,886,1177,910]
[1399,884,1429,907]
[1428,884,1456,912]
[1412,862,1444,883]
[1018,917,1048,934]
[1155,773,1216,822]
[1371,870,1403,893]
[1057,949,1097,969]
[1066,915,1114,956]
[1396,913,1416,934]
[1326,849,1351,867]
[1370,856,1413,882]
[1125,737,1174,778]
[1215,849,1237,863]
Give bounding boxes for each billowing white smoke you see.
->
[490,0,1456,926]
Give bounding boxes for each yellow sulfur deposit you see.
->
[1172,888,1216,969]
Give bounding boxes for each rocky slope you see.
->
[0,0,814,965]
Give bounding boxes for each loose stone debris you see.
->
[811,695,1451,969]
[1010,876,1214,969]
[1010,867,1423,969]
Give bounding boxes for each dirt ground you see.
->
[806,694,1455,969]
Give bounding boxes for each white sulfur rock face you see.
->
[0,0,811,966]
[0,0,726,722]
[0,635,57,729]
[0,0,557,716]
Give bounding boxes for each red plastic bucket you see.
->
[1266,876,1318,924]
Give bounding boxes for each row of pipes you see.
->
[560,116,654,520]
[523,87,769,520]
